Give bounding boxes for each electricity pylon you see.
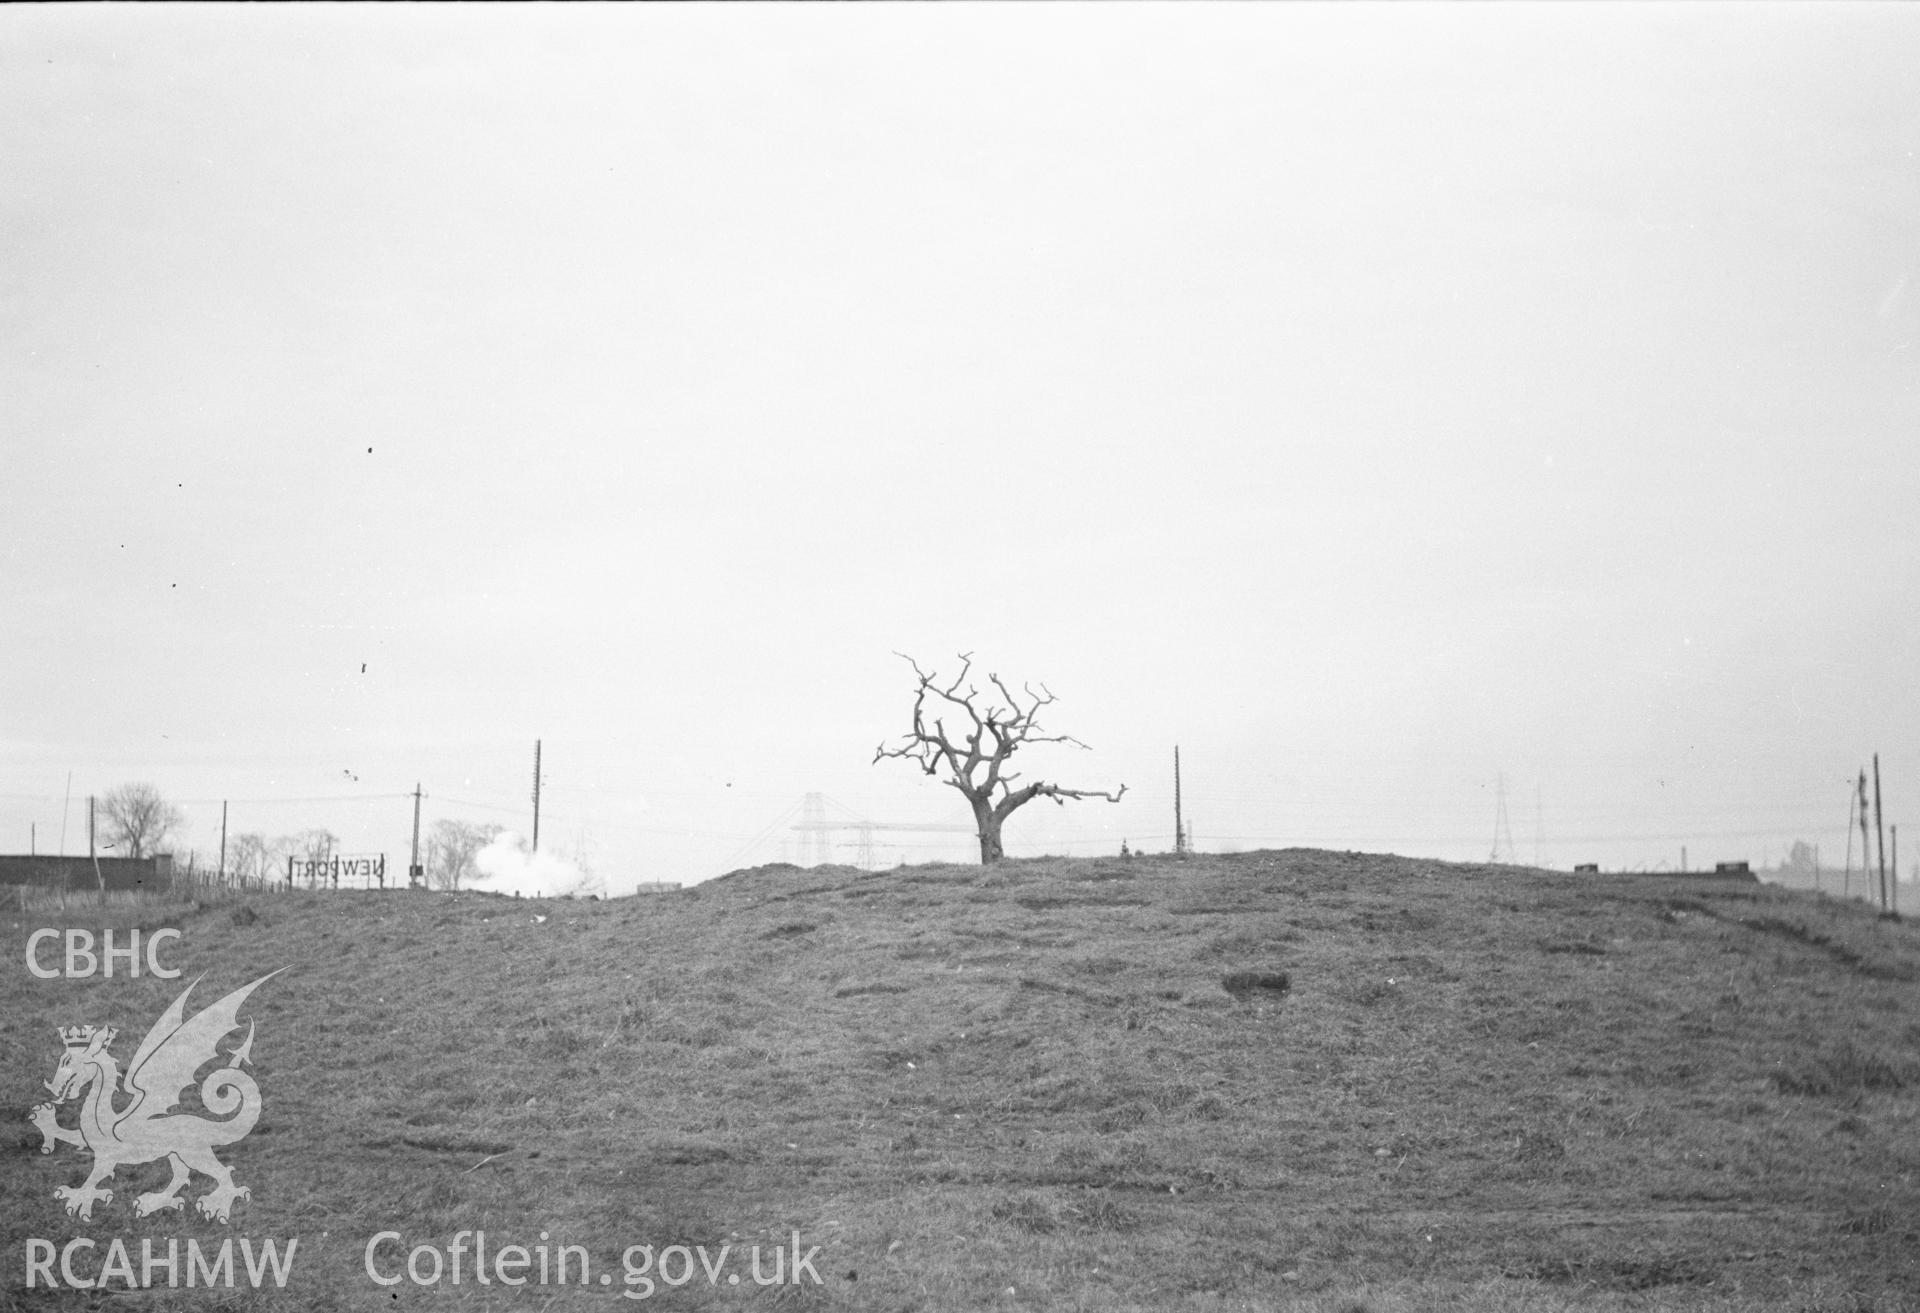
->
[789,792,974,868]
[1490,773,1517,865]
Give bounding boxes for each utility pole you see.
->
[532,740,543,854]
[1681,845,1688,874]
[1173,746,1183,856]
[219,801,228,885]
[30,823,35,856]
[88,795,104,893]
[1873,755,1887,911]
[1845,783,1857,897]
[410,783,424,888]
[1892,824,1899,914]
[1858,770,1873,906]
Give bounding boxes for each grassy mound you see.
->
[6,850,1919,1310]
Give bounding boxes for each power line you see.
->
[428,794,526,815]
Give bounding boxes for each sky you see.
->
[4,4,1917,894]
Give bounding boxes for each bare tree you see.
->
[874,652,1125,864]
[265,833,298,882]
[227,833,271,885]
[227,833,306,887]
[428,819,502,890]
[292,829,339,887]
[296,829,339,862]
[98,783,185,859]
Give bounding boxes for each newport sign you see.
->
[287,855,387,890]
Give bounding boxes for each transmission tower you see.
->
[800,792,832,866]
[1490,773,1517,864]
[1533,784,1543,867]
[789,793,974,868]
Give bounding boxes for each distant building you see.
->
[0,854,174,893]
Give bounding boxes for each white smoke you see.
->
[470,830,605,899]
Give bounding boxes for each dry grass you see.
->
[9,883,207,922]
[5,850,1919,1310]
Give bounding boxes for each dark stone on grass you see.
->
[833,982,910,998]
[1220,970,1290,998]
[393,1135,514,1156]
[1542,937,1606,955]
[657,1141,732,1166]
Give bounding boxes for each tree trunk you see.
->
[971,798,1005,864]
[976,823,1005,864]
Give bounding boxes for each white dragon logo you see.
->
[30,969,284,1223]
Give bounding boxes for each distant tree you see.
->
[290,829,339,887]
[226,833,271,884]
[98,783,185,859]
[874,652,1126,864]
[428,819,502,890]
[265,833,299,878]
[225,833,304,886]
[231,833,303,886]
[1783,840,1817,875]
[296,829,338,862]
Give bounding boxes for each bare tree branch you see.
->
[874,653,1125,864]
[428,819,502,890]
[98,783,185,860]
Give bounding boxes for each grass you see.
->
[4,849,1919,1310]
[7,883,210,924]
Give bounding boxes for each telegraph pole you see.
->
[1858,771,1873,905]
[88,795,104,893]
[1873,755,1888,911]
[531,740,543,854]
[219,801,228,884]
[1845,783,1857,897]
[1173,746,1182,856]
[410,783,424,888]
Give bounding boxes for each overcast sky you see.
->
[5,4,1917,893]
